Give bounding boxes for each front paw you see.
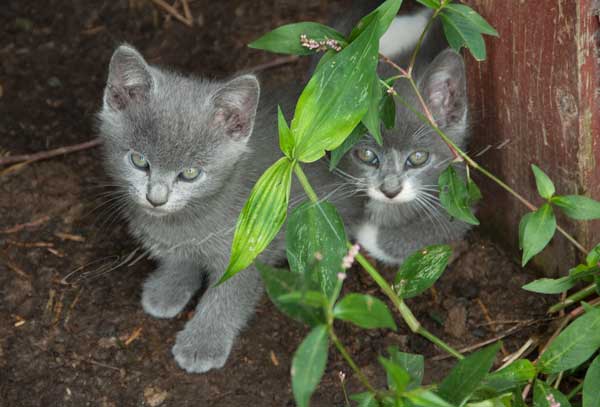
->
[141,272,195,319]
[172,326,233,373]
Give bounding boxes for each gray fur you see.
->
[98,44,358,373]
[335,49,472,265]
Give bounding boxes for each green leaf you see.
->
[381,93,396,129]
[287,201,347,298]
[522,277,575,294]
[291,325,329,407]
[258,262,325,326]
[538,307,600,373]
[291,17,380,163]
[444,4,498,36]
[439,10,486,61]
[473,360,537,400]
[533,381,572,407]
[333,294,397,330]
[438,343,501,406]
[387,347,424,390]
[467,178,483,205]
[583,354,600,407]
[278,106,294,158]
[328,124,367,170]
[249,22,345,55]
[439,166,480,225]
[362,76,383,145]
[466,396,512,407]
[519,203,557,266]
[552,195,600,220]
[394,245,452,299]
[350,392,380,407]
[378,356,410,394]
[415,0,441,9]
[531,164,555,200]
[586,244,600,267]
[348,0,403,42]
[405,388,455,407]
[222,157,294,283]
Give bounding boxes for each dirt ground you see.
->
[1,1,558,406]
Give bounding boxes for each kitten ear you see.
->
[210,75,260,140]
[419,49,467,129]
[103,44,154,111]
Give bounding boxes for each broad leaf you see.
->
[329,124,368,170]
[438,343,501,406]
[394,245,452,299]
[533,381,571,407]
[538,307,600,373]
[249,22,345,55]
[415,0,441,9]
[287,201,347,298]
[278,106,294,158]
[473,360,537,400]
[583,354,600,407]
[552,195,600,220]
[439,166,480,225]
[381,93,396,129]
[444,4,498,36]
[440,10,486,61]
[378,356,410,394]
[292,325,329,407]
[348,0,403,42]
[222,157,293,283]
[586,243,600,266]
[531,164,555,200]
[519,203,556,266]
[350,392,380,407]
[258,262,325,326]
[362,75,383,144]
[522,277,574,294]
[405,388,455,407]
[291,18,379,162]
[387,347,424,390]
[333,294,397,330]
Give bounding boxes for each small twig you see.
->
[151,0,193,26]
[244,55,300,73]
[0,215,50,234]
[124,326,143,346]
[181,0,192,22]
[5,240,54,248]
[476,298,509,356]
[2,259,31,280]
[0,138,102,167]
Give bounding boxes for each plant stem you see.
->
[330,328,379,395]
[548,284,597,313]
[566,381,584,400]
[407,9,440,76]
[354,251,463,359]
[293,163,319,203]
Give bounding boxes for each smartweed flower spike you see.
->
[300,34,342,52]
[546,395,560,407]
[342,244,360,269]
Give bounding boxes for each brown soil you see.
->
[1,1,555,406]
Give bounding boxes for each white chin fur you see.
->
[367,181,417,204]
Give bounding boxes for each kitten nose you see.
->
[380,185,403,199]
[146,183,169,207]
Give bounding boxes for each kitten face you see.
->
[337,49,468,212]
[98,45,259,217]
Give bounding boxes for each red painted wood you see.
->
[463,0,600,273]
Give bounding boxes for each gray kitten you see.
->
[337,48,472,265]
[98,45,358,373]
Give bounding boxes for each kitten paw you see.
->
[141,272,196,319]
[172,328,233,373]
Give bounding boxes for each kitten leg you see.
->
[172,265,263,373]
[141,257,203,319]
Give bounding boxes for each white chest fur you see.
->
[355,222,399,265]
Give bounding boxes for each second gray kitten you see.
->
[97,45,356,373]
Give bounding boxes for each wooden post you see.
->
[463,0,600,273]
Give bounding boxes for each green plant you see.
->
[223,0,600,405]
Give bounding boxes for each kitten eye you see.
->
[407,151,429,168]
[355,148,379,167]
[130,152,149,170]
[179,167,201,181]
